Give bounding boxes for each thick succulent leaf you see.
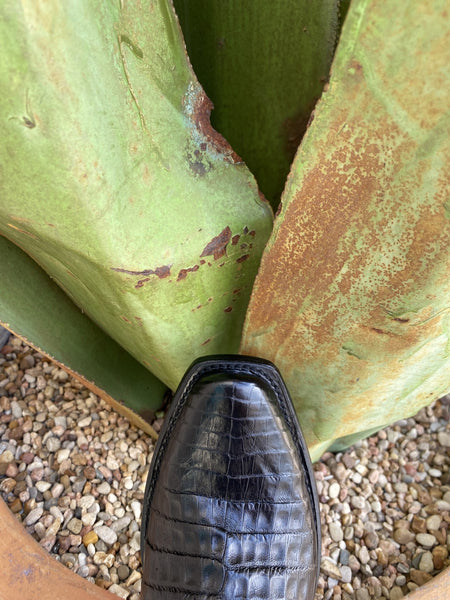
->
[174,0,339,209]
[0,236,165,436]
[0,1,272,391]
[241,0,450,460]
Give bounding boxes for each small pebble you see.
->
[415,533,437,548]
[94,525,118,546]
[67,518,83,535]
[24,507,44,526]
[118,565,130,581]
[329,522,344,542]
[418,551,435,573]
[389,586,404,599]
[83,530,99,547]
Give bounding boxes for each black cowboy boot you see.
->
[141,356,321,599]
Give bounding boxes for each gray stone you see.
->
[117,565,130,581]
[340,565,352,583]
[72,477,87,493]
[355,589,370,600]
[111,516,131,533]
[94,525,118,546]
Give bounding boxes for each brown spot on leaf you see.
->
[177,264,200,281]
[370,327,393,336]
[236,254,250,263]
[224,306,233,313]
[201,338,212,346]
[185,89,242,163]
[232,235,240,245]
[112,265,171,280]
[135,278,150,289]
[200,227,232,260]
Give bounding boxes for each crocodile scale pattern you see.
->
[142,367,319,599]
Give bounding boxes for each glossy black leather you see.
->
[141,356,320,599]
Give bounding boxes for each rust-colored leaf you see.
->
[241,0,450,460]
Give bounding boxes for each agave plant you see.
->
[1,0,448,461]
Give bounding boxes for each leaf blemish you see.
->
[200,226,232,260]
[177,264,200,281]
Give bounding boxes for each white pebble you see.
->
[79,494,96,510]
[35,481,51,493]
[130,501,141,521]
[24,507,44,526]
[51,483,65,498]
[78,416,92,428]
[437,431,450,447]
[123,477,133,490]
[329,482,340,499]
[428,467,442,477]
[106,456,120,471]
[426,515,441,531]
[107,584,130,599]
[81,512,97,527]
[11,400,23,419]
[329,522,344,542]
[340,566,352,583]
[97,482,111,495]
[56,449,70,463]
[416,533,437,548]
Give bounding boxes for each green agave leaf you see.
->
[0,236,165,435]
[174,0,339,209]
[242,0,450,460]
[0,0,272,391]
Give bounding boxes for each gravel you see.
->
[0,335,449,599]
